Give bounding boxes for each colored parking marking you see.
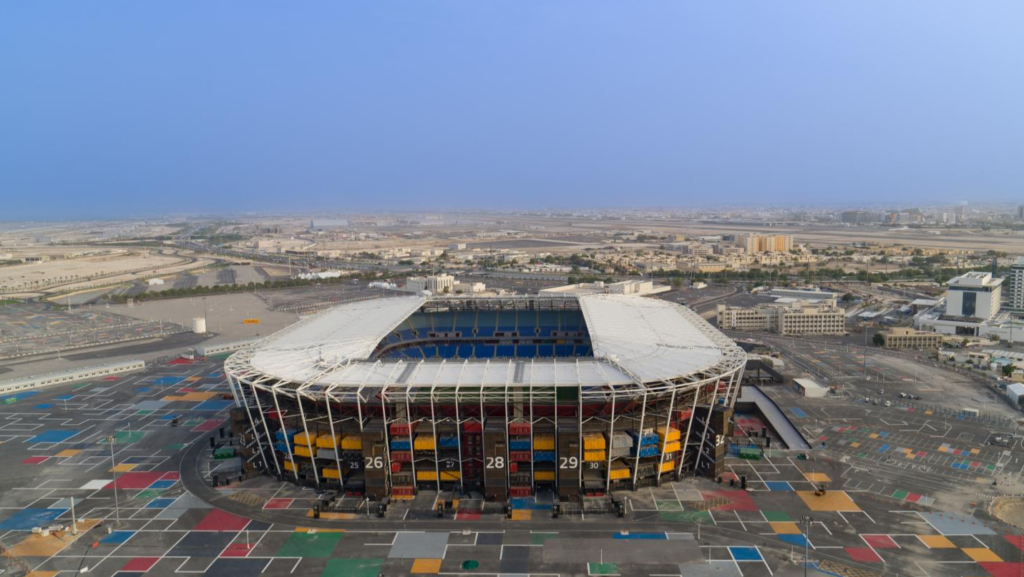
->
[765,481,793,492]
[55,449,81,458]
[194,508,250,532]
[845,547,883,563]
[0,508,67,530]
[111,464,136,473]
[613,532,666,540]
[762,511,792,522]
[106,471,167,490]
[963,547,1002,562]
[771,522,801,534]
[918,534,956,549]
[27,430,80,443]
[122,557,159,572]
[265,498,294,510]
[195,400,233,411]
[790,408,807,418]
[192,420,223,432]
[797,491,861,512]
[588,562,621,575]
[804,472,831,483]
[410,559,442,574]
[22,456,49,465]
[148,479,176,489]
[146,498,176,509]
[779,534,808,547]
[100,530,135,545]
[729,546,763,561]
[278,531,345,557]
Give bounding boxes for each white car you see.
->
[884,400,892,407]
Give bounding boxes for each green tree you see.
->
[872,333,885,346]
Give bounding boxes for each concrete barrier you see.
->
[0,360,146,396]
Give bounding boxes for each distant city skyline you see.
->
[2,1,1023,220]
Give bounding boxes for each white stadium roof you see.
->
[233,294,743,391]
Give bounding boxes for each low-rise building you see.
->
[717,300,845,335]
[878,327,942,349]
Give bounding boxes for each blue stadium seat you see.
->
[496,345,515,358]
[457,345,474,358]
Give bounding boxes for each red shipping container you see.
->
[390,451,412,462]
[509,423,531,435]
[510,486,532,497]
[509,451,531,462]
[391,462,402,474]
[389,422,415,436]
[463,421,482,433]
[509,462,519,474]
[674,409,693,421]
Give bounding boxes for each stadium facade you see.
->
[225,294,745,501]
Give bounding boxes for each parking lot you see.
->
[0,301,184,360]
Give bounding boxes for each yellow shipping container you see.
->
[439,470,461,481]
[294,445,313,458]
[656,426,680,442]
[535,470,556,481]
[660,460,675,473]
[583,433,606,450]
[294,431,318,446]
[283,460,297,472]
[416,470,438,481]
[608,462,630,480]
[340,436,362,450]
[661,441,681,453]
[414,435,436,451]
[534,434,555,450]
[316,434,341,449]
[322,468,341,479]
[584,449,606,462]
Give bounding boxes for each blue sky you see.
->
[1,2,1022,219]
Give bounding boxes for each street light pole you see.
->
[800,515,813,577]
[107,436,120,526]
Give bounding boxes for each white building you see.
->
[717,300,845,336]
[539,279,668,297]
[945,271,1002,320]
[147,278,165,286]
[794,378,828,398]
[1008,257,1024,312]
[406,274,456,294]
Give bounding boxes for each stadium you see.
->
[225,293,746,502]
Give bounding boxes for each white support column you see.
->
[693,378,721,478]
[656,386,677,484]
[631,390,649,490]
[295,386,320,488]
[677,384,703,477]
[429,362,442,490]
[576,359,584,493]
[250,381,281,478]
[270,386,299,480]
[324,386,345,490]
[231,373,270,473]
[605,385,616,492]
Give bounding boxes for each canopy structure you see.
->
[227,294,746,397]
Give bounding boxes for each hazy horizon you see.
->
[2,1,1023,220]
